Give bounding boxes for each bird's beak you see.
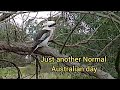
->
[48,23,56,27]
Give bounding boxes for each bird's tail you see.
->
[25,55,32,63]
[30,45,39,55]
[25,44,39,63]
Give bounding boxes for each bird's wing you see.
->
[34,30,49,41]
[32,30,51,52]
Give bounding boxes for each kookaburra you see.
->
[31,20,56,54]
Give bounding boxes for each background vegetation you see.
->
[0,11,120,79]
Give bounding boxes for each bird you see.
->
[31,20,56,54]
[25,20,56,61]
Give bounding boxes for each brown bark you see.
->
[0,41,115,79]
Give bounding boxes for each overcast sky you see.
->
[14,11,59,26]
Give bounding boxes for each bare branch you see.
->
[0,13,13,22]
[50,40,87,47]
[50,38,109,48]
[97,34,120,57]
[0,59,22,79]
[110,12,120,21]
[0,41,115,79]
[60,14,87,53]
[108,13,120,33]
[0,12,28,24]
[87,18,108,41]
[69,11,120,25]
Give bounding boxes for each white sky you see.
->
[14,11,60,26]
[0,11,92,35]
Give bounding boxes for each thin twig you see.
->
[110,12,120,21]
[31,55,41,79]
[36,57,39,79]
[50,38,109,47]
[60,14,87,53]
[36,12,61,27]
[87,18,108,41]
[22,12,31,24]
[80,45,101,52]
[12,18,19,42]
[96,13,120,57]
[0,12,27,24]
[109,13,120,33]
[97,34,120,57]
[0,59,22,79]
[69,11,120,25]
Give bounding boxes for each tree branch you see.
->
[0,13,13,22]
[60,14,86,53]
[69,11,120,25]
[97,34,120,57]
[0,59,22,79]
[0,41,115,79]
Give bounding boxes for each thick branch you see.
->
[0,13,13,22]
[0,41,115,79]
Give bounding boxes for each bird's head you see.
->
[42,21,56,30]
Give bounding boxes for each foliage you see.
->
[0,11,120,79]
